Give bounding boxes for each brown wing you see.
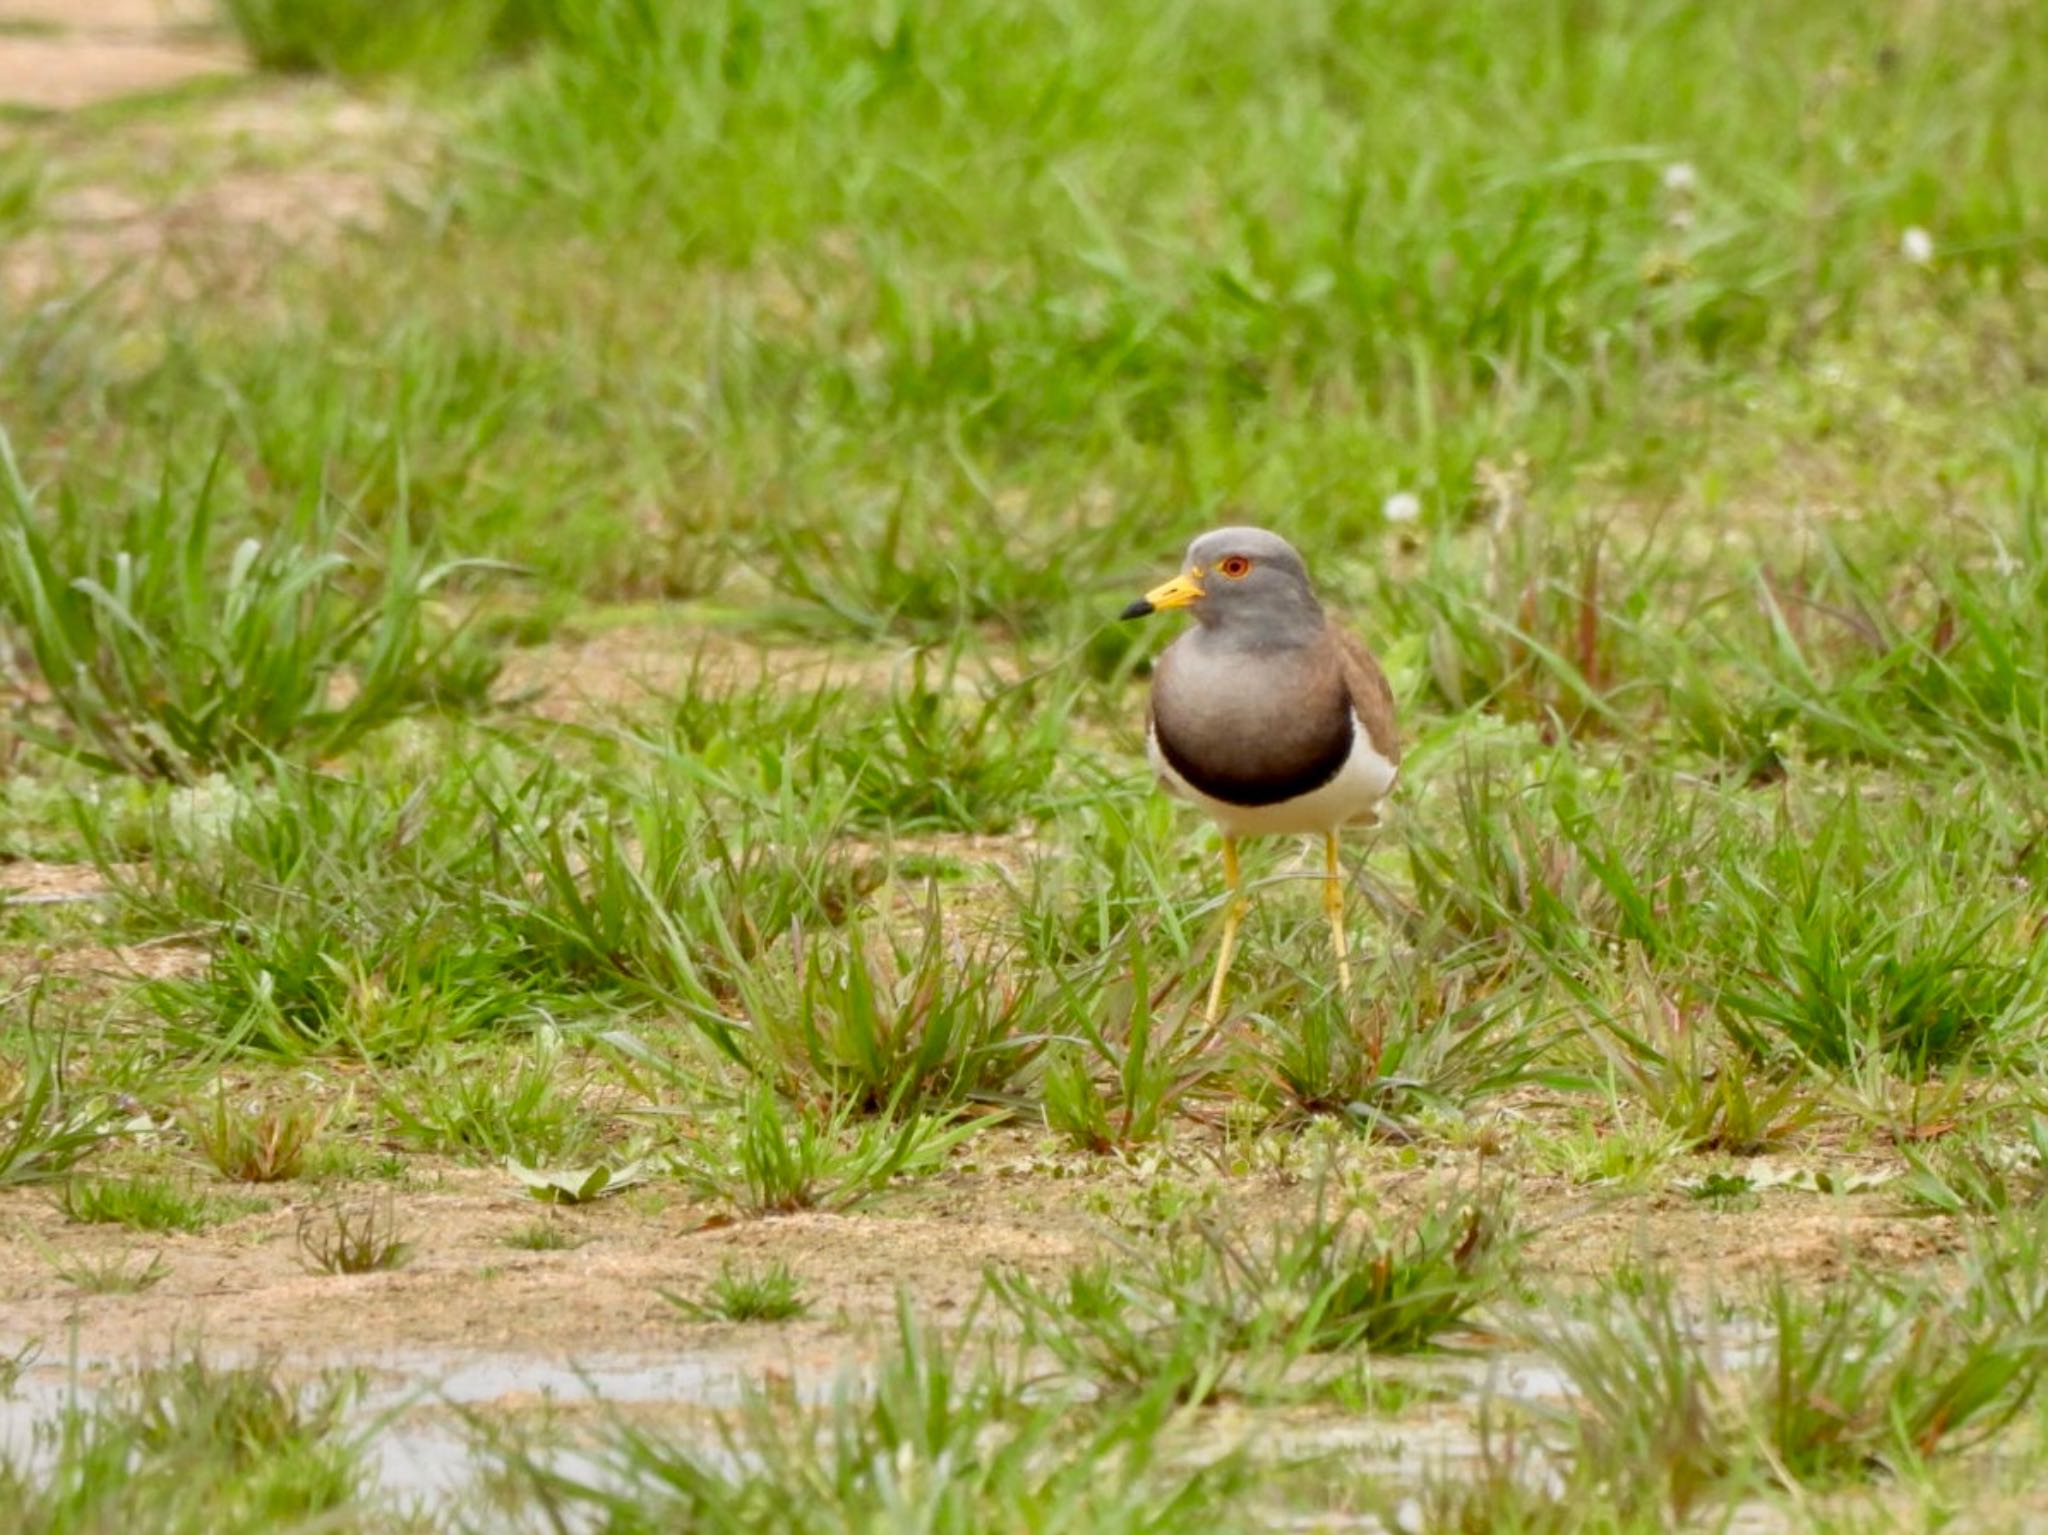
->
[1334,624,1400,766]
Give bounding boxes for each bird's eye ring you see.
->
[1217,555,1253,579]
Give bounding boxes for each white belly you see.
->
[1147,715,1397,838]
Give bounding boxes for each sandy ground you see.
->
[0,0,231,112]
[0,1123,1961,1383]
[494,616,1030,722]
[0,858,110,902]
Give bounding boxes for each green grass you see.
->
[1522,1247,2048,1520]
[0,1356,371,1534]
[484,1297,1248,1532]
[379,1040,602,1164]
[668,1086,974,1216]
[501,1215,581,1251]
[217,0,549,79]
[1039,932,1225,1153]
[90,752,870,1059]
[41,1247,171,1296]
[61,1176,260,1234]
[0,1026,117,1189]
[0,145,41,235]
[1900,1119,2048,1215]
[3,0,2048,1527]
[0,434,502,782]
[737,895,1054,1113]
[990,1184,1516,1403]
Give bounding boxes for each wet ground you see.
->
[0,1328,1592,1517]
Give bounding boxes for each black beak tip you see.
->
[1119,598,1155,621]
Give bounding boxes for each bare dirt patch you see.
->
[0,1153,1096,1364]
[0,35,236,112]
[1,0,214,32]
[0,0,234,112]
[5,84,428,306]
[35,937,207,982]
[498,620,1005,722]
[0,858,109,902]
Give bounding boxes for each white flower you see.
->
[1900,226,1935,265]
[1382,490,1422,524]
[1662,161,1699,194]
[1393,1497,1425,1535]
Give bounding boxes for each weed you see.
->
[0,435,499,781]
[828,651,1077,827]
[502,1217,581,1252]
[381,1041,600,1165]
[102,754,866,1059]
[1526,1261,2048,1518]
[1752,1278,2044,1480]
[1522,1112,1683,1189]
[509,1158,646,1205]
[1009,797,1204,971]
[219,0,543,78]
[478,758,880,1036]
[739,900,1050,1115]
[1247,987,1386,1123]
[1041,935,1223,1153]
[662,1260,808,1324]
[296,1196,411,1275]
[485,1296,1243,1530]
[669,1087,973,1217]
[45,1248,171,1296]
[302,1141,407,1184]
[1245,949,1563,1131]
[0,145,40,237]
[1397,1423,1654,1534]
[99,762,557,1056]
[1706,796,2048,1074]
[1899,1119,2048,1216]
[991,1185,1514,1402]
[1590,972,1816,1156]
[183,1090,325,1183]
[1960,1205,2048,1333]
[0,1029,115,1189]
[0,1355,366,1532]
[1400,754,1705,972]
[1398,508,1654,737]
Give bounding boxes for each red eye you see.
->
[1217,555,1253,579]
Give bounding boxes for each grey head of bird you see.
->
[1119,525,1325,647]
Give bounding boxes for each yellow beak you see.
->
[1120,568,1204,620]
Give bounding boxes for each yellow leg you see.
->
[1204,836,1245,1026]
[1324,831,1354,998]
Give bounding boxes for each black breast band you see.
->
[1154,715,1355,807]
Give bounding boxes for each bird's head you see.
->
[1120,526,1322,636]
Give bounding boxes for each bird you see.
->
[1120,527,1400,1024]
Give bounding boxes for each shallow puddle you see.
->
[0,1332,867,1510]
